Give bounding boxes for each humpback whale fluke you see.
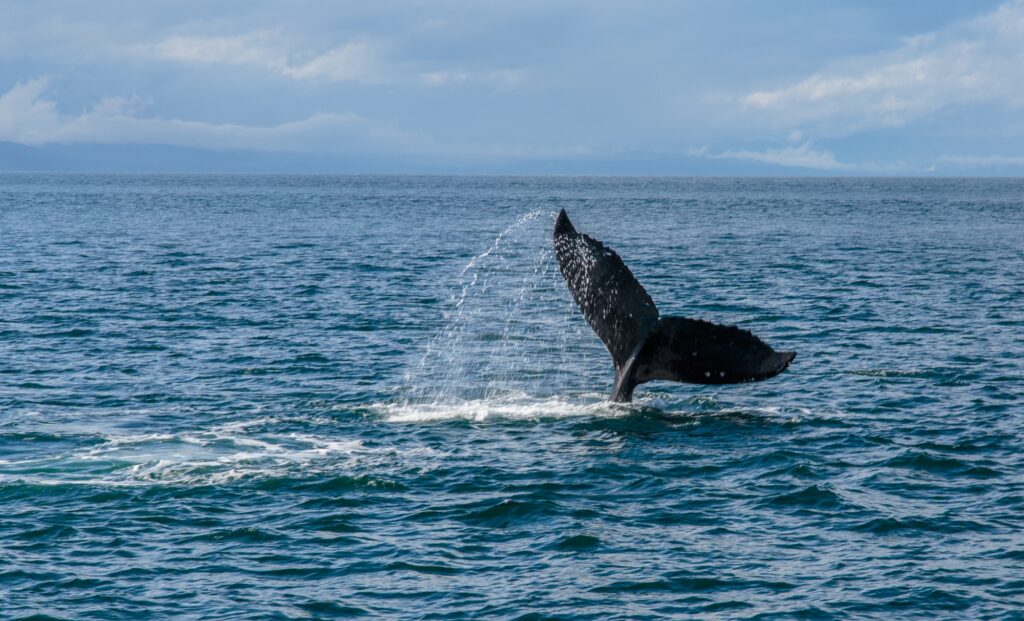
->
[553,209,795,402]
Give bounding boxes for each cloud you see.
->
[150,33,388,83]
[0,76,424,152]
[0,77,61,144]
[281,41,385,82]
[149,31,529,90]
[740,0,1024,134]
[699,142,850,170]
[939,154,1024,167]
[418,68,527,89]
[153,33,279,67]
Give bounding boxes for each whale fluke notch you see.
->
[553,209,795,402]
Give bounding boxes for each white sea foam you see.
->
[379,392,641,423]
[0,415,388,487]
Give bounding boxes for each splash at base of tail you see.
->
[553,209,795,402]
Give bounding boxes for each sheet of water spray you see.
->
[402,210,608,407]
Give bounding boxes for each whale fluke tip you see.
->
[769,351,797,376]
[554,209,575,237]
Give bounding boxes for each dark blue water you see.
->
[2,174,1023,620]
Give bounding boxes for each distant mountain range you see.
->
[0,140,870,176]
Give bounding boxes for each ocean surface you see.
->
[1,174,1023,620]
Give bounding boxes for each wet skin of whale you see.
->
[553,209,796,402]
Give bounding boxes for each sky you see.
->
[2,0,1024,174]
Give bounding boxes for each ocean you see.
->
[1,174,1022,619]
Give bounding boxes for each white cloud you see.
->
[149,32,528,89]
[0,76,423,152]
[150,33,388,83]
[939,154,1024,167]
[0,77,61,144]
[706,142,850,170]
[741,0,1024,133]
[418,68,526,89]
[0,76,577,160]
[281,41,384,82]
[153,33,280,67]
[418,70,470,86]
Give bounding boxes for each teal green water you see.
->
[1,174,1023,619]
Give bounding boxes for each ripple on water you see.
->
[880,450,1001,478]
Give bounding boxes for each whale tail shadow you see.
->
[553,209,795,402]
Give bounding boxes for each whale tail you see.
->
[553,209,795,402]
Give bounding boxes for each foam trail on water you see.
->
[0,418,389,487]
